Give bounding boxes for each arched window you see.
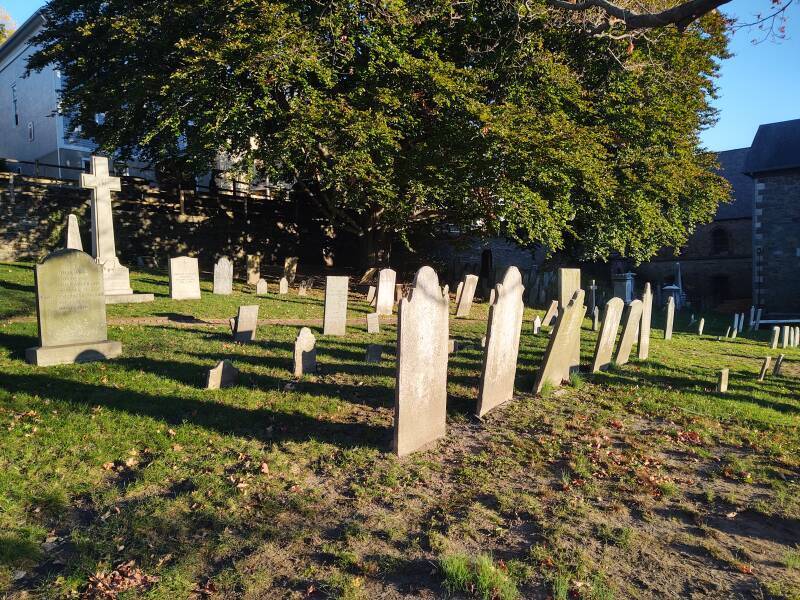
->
[711,228,729,255]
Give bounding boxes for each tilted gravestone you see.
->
[638,283,653,360]
[476,267,525,417]
[278,277,289,295]
[592,306,600,332]
[724,326,732,338]
[365,343,383,363]
[375,268,397,316]
[65,214,83,250]
[542,300,558,327]
[591,297,624,373]
[698,318,705,336]
[169,256,201,300]
[229,305,259,343]
[358,267,378,285]
[758,357,771,381]
[366,285,377,305]
[394,266,449,457]
[246,254,261,285]
[534,289,585,393]
[206,360,238,389]
[454,280,464,306]
[773,354,785,376]
[293,327,317,377]
[615,299,643,366]
[213,257,233,295]
[664,296,675,340]
[323,276,349,336]
[256,278,269,296]
[284,256,299,284]
[26,250,122,366]
[455,274,479,318]
[366,312,380,334]
[770,326,780,349]
[558,268,582,373]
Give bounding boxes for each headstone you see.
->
[698,318,705,336]
[169,256,201,300]
[358,267,378,285]
[748,306,755,331]
[612,272,635,304]
[532,315,542,335]
[782,325,789,348]
[448,339,459,354]
[534,289,585,393]
[476,267,525,416]
[731,325,737,339]
[614,299,644,366]
[395,283,405,304]
[638,283,653,360]
[279,277,289,295]
[366,313,380,334]
[206,360,238,389]
[455,274,479,318]
[365,343,383,363]
[26,250,122,366]
[65,214,83,250]
[758,357,771,381]
[256,278,269,296]
[716,368,729,393]
[323,276,349,336]
[229,305,259,343]
[293,327,317,377]
[375,268,397,316]
[394,266,449,457]
[725,326,732,338]
[298,281,308,296]
[592,306,600,332]
[664,296,675,340]
[558,269,582,374]
[542,300,558,327]
[246,255,261,285]
[591,297,624,373]
[770,326,780,349]
[488,288,496,305]
[732,314,740,334]
[754,308,763,330]
[738,313,745,333]
[366,285,377,305]
[213,257,233,295]
[454,280,464,306]
[284,256,299,284]
[773,354,785,376]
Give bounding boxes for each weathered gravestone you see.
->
[229,305,259,343]
[365,344,383,363]
[375,268,397,316]
[591,297,624,373]
[323,276,349,336]
[638,283,653,360]
[65,214,83,250]
[298,279,310,296]
[758,357,771,381]
[394,266,449,457]
[358,267,378,286]
[246,255,261,285]
[206,360,238,389]
[614,299,644,366]
[293,327,317,377]
[770,326,780,349]
[279,277,289,295]
[534,289,585,393]
[284,256,299,284]
[26,250,122,366]
[366,312,380,334]
[455,274,479,318]
[773,354,785,376]
[169,256,201,300]
[476,267,525,417]
[698,318,705,336]
[488,288,496,305]
[664,296,675,340]
[754,308,763,330]
[731,325,738,340]
[256,278,269,296]
[748,306,756,331]
[732,314,740,334]
[724,326,732,338]
[366,285,377,305]
[739,313,745,333]
[542,300,558,327]
[532,315,542,335]
[782,325,789,348]
[213,257,233,295]
[558,268,582,373]
[454,280,464,306]
[592,306,600,332]
[716,368,729,393]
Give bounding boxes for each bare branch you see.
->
[544,0,732,31]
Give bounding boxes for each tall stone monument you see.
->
[375,268,397,316]
[323,276,349,336]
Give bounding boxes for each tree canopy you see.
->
[29,0,731,265]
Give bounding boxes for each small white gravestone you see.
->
[542,300,558,327]
[213,257,233,295]
[365,343,383,363]
[455,274,479,318]
[293,327,317,377]
[206,360,238,389]
[366,285,377,305]
[591,297,624,373]
[323,276,349,336]
[169,256,201,300]
[770,326,780,349]
[592,306,600,332]
[65,214,83,250]
[284,256,299,284]
[366,312,380,334]
[246,254,261,285]
[716,368,729,393]
[256,278,269,296]
[26,249,122,366]
[534,289,585,393]
[698,318,705,336]
[394,266,449,457]
[638,283,653,360]
[758,357,771,382]
[782,325,789,348]
[664,296,675,340]
[279,277,289,295]
[615,299,644,366]
[724,326,731,338]
[476,267,525,417]
[773,354,785,376]
[375,268,397,316]
[230,305,259,343]
[532,315,542,335]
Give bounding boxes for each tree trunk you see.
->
[359,211,391,269]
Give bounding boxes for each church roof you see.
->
[714,147,754,221]
[744,118,800,175]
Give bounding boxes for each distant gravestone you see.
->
[542,300,558,327]
[773,354,785,376]
[782,325,789,348]
[698,318,705,336]
[358,267,378,285]
[206,360,238,389]
[592,306,600,332]
[455,274,479,318]
[739,313,745,333]
[532,315,542,335]
[748,306,756,331]
[754,308,763,330]
[365,343,383,363]
[758,357,771,381]
[448,338,459,354]
[394,266,449,457]
[724,326,732,338]
[213,257,233,295]
[298,278,311,296]
[229,305,259,343]
[716,368,729,393]
[395,283,405,304]
[591,297,624,373]
[488,288,496,305]
[454,280,464,306]
[476,267,525,417]
[169,256,201,300]
[323,276,349,336]
[366,285,377,305]
[26,250,122,366]
[65,214,83,250]
[770,326,780,349]
[733,314,740,334]
[256,278,269,296]
[615,299,644,366]
[293,327,317,377]
[284,256,299,284]
[375,268,397,316]
[731,325,738,340]
[638,283,653,360]
[534,289,585,393]
[279,277,289,295]
[246,255,261,285]
[664,296,675,340]
[366,312,380,334]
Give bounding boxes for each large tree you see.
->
[29,0,731,266]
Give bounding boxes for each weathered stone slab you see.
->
[323,276,349,336]
[773,354,785,376]
[698,318,705,336]
[65,214,83,250]
[534,289,585,393]
[770,326,780,349]
[284,256,299,284]
[754,308,763,329]
[206,360,238,389]
[455,274,479,318]
[782,325,789,348]
[615,299,643,366]
[454,280,464,306]
[213,257,233,295]
[664,296,675,340]
[716,368,729,393]
[256,278,269,296]
[279,277,289,295]
[366,313,380,334]
[592,306,600,332]
[230,305,259,343]
[738,313,745,333]
[26,249,122,366]
[358,267,378,285]
[725,326,732,338]
[394,266,449,457]
[731,325,738,340]
[246,255,261,285]
[375,268,397,316]
[733,313,740,334]
[365,343,383,363]
[476,267,525,417]
[366,285,376,305]
[448,338,459,354]
[638,283,653,360]
[293,327,316,377]
[542,300,558,327]
[558,269,582,374]
[532,315,542,335]
[591,297,624,373]
[758,357,771,381]
[169,256,201,300]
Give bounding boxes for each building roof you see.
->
[714,147,754,220]
[0,9,45,66]
[744,118,800,175]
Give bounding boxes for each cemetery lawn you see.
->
[1,261,799,599]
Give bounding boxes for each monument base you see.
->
[105,293,155,305]
[26,340,122,366]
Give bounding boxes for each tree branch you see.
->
[545,0,732,31]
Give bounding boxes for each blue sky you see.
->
[4,0,798,152]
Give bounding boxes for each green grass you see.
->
[439,552,519,600]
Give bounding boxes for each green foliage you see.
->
[29,0,730,263]
[439,552,519,600]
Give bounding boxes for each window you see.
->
[81,157,91,173]
[11,84,18,126]
[711,227,729,255]
[27,122,34,142]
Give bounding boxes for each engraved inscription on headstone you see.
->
[169,256,201,300]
